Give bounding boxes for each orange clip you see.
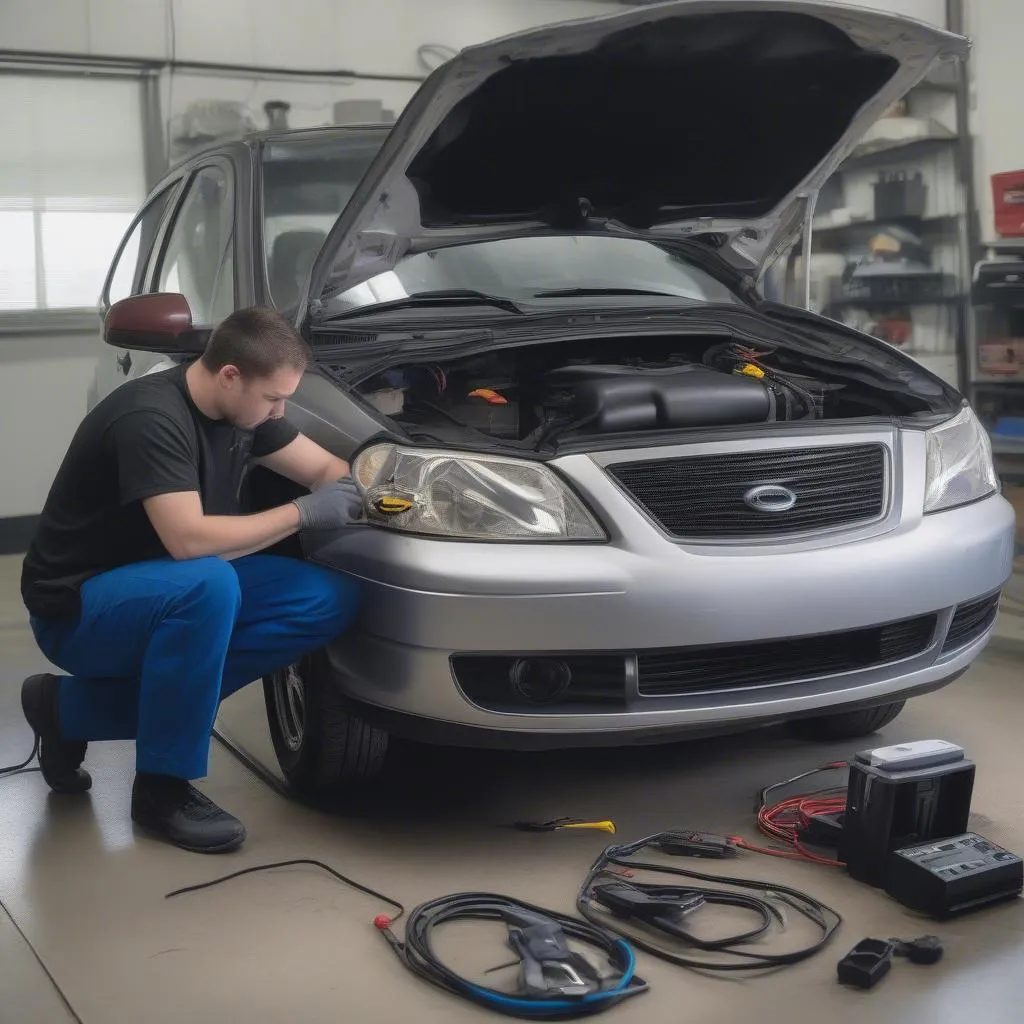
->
[468,388,508,406]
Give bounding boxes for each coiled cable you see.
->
[377,892,647,1018]
[577,832,842,972]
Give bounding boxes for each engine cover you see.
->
[545,364,773,433]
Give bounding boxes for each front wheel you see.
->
[788,701,906,741]
[263,650,390,799]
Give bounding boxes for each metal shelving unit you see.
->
[771,64,974,390]
[967,239,1024,483]
[810,213,961,250]
[840,132,958,172]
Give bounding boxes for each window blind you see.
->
[0,73,147,312]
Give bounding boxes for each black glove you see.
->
[292,478,364,531]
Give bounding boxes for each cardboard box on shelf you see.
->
[992,171,1024,237]
[978,339,1024,377]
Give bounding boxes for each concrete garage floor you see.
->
[1,554,1022,1024]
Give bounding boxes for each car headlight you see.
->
[352,443,606,541]
[924,407,998,514]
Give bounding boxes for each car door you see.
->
[91,178,184,406]
[152,159,238,329]
[96,157,239,399]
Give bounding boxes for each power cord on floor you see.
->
[577,831,843,972]
[0,737,40,779]
[165,858,405,920]
[167,860,646,1019]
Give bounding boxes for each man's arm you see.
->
[144,491,301,561]
[255,433,350,490]
[116,412,357,562]
[111,410,303,561]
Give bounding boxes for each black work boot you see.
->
[20,673,91,794]
[131,773,247,854]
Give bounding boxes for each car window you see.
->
[157,164,236,324]
[104,182,180,307]
[328,235,741,317]
[261,130,387,311]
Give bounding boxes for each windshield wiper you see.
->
[330,289,524,319]
[532,287,685,300]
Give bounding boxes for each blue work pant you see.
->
[30,554,360,780]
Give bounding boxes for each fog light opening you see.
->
[509,658,572,704]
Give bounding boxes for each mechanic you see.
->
[18,307,363,855]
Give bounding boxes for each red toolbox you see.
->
[992,170,1024,237]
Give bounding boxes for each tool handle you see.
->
[559,820,617,834]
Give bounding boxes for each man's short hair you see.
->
[201,307,311,379]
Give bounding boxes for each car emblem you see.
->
[744,484,797,513]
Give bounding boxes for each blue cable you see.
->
[393,892,648,1019]
[464,941,639,1015]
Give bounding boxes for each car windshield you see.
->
[324,235,741,319]
[261,129,387,312]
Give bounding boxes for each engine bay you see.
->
[352,333,929,451]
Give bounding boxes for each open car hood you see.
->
[304,0,967,320]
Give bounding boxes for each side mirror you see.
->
[104,293,210,355]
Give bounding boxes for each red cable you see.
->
[738,762,849,868]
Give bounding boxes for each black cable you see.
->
[164,858,405,923]
[210,728,290,798]
[530,410,601,451]
[596,884,779,951]
[385,892,646,1019]
[577,832,842,973]
[754,762,848,813]
[0,737,39,777]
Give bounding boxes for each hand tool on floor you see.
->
[511,817,617,834]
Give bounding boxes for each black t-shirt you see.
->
[21,363,298,620]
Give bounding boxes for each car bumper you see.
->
[303,439,1015,742]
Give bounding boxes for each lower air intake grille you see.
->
[637,615,937,697]
[608,443,887,539]
[942,593,1000,653]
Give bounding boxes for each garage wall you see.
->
[0,332,106,549]
[964,0,1024,241]
[0,0,620,71]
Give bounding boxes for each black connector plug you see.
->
[592,882,704,940]
[653,831,736,859]
[837,938,895,989]
[892,935,943,965]
[802,811,846,848]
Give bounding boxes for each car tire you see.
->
[263,649,389,799]
[788,701,906,741]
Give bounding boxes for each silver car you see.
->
[95,0,1013,797]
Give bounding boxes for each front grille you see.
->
[608,444,887,539]
[636,614,937,697]
[942,593,1000,653]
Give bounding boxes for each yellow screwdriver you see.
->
[512,817,617,834]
